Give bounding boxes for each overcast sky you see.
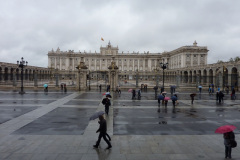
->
[1,0,240,67]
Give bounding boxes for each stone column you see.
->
[218,72,223,90]
[13,69,17,87]
[176,70,180,88]
[55,70,59,87]
[34,71,38,87]
[206,71,210,85]
[227,67,232,87]
[212,70,216,86]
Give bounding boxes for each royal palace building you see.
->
[0,41,239,90]
[48,41,208,72]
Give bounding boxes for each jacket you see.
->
[97,119,107,133]
[224,131,235,146]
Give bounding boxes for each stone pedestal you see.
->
[76,57,88,91]
[77,69,88,91]
[108,70,118,91]
[108,57,119,91]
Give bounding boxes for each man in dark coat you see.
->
[93,115,112,149]
[218,91,224,103]
[104,97,111,115]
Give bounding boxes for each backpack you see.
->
[102,98,107,105]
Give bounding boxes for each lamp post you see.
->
[17,57,28,94]
[160,62,168,92]
[88,72,91,90]
[136,69,139,88]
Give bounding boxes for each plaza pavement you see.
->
[0,90,240,160]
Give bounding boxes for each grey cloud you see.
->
[0,0,240,67]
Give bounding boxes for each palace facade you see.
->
[48,41,208,72]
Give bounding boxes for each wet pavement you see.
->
[13,107,96,135]
[0,106,39,124]
[0,90,240,160]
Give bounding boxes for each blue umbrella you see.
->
[43,84,48,88]
[198,86,202,88]
[171,96,177,101]
[158,95,164,100]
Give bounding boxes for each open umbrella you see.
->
[215,125,236,134]
[43,84,48,88]
[162,91,167,94]
[128,89,133,92]
[158,95,164,100]
[171,96,177,101]
[198,86,202,88]
[89,111,105,120]
[190,93,196,97]
[102,92,110,95]
[164,97,170,101]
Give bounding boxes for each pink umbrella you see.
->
[215,125,236,134]
[164,97,170,101]
[128,89,133,92]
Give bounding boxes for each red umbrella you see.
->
[164,97,170,101]
[128,89,133,92]
[102,92,110,95]
[215,125,236,134]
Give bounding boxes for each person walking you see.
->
[93,115,112,149]
[231,88,236,100]
[132,89,136,100]
[104,97,111,115]
[99,84,102,92]
[219,91,224,103]
[164,99,168,107]
[208,87,212,95]
[216,91,219,102]
[226,85,229,95]
[190,93,196,104]
[118,86,121,95]
[223,131,235,159]
[137,89,141,100]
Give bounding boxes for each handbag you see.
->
[230,140,237,148]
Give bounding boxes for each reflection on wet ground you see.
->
[113,107,240,135]
[74,92,103,99]
[13,107,96,135]
[113,91,239,100]
[0,106,39,124]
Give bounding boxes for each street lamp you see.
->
[136,69,139,88]
[17,57,28,94]
[160,62,168,92]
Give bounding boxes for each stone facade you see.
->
[0,41,239,90]
[47,41,208,72]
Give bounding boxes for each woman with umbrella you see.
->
[164,97,170,107]
[158,94,164,106]
[215,125,236,159]
[171,95,178,107]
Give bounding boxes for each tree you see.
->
[234,56,240,62]
[217,60,224,63]
[229,58,234,62]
